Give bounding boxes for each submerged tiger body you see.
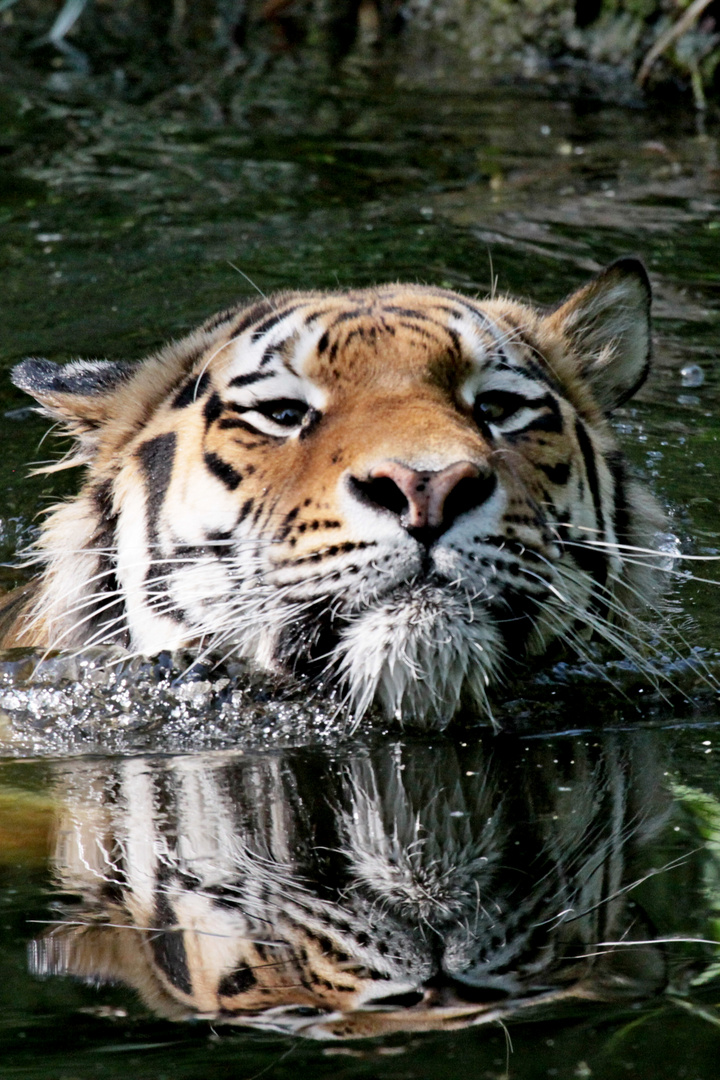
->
[2,259,664,727]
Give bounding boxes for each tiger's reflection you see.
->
[30,735,670,1038]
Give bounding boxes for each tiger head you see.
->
[6,258,663,727]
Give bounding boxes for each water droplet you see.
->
[680,363,705,388]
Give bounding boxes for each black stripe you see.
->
[218,967,258,996]
[524,356,565,396]
[486,315,568,397]
[487,357,517,374]
[204,528,233,557]
[201,306,238,332]
[251,304,303,342]
[229,369,274,388]
[382,305,433,319]
[304,306,334,325]
[436,296,495,328]
[219,415,284,442]
[575,418,605,538]
[143,565,185,621]
[538,462,570,485]
[137,433,177,538]
[343,326,368,348]
[385,310,462,358]
[396,321,447,347]
[574,417,608,591]
[382,305,461,336]
[90,481,120,601]
[229,300,274,340]
[493,352,566,399]
[151,893,192,995]
[237,497,254,524]
[172,371,210,409]
[173,543,211,561]
[204,451,242,491]
[326,308,368,330]
[218,417,258,432]
[446,324,462,355]
[136,434,186,620]
[205,529,232,542]
[606,450,630,544]
[566,535,608,596]
[494,312,530,341]
[494,314,560,388]
[260,343,277,367]
[504,394,564,438]
[85,481,128,645]
[203,391,224,427]
[419,300,468,319]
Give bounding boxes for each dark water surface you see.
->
[1,82,720,1077]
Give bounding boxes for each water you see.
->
[1,80,720,1077]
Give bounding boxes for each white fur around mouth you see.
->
[333,584,501,730]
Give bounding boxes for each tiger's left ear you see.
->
[543,257,651,413]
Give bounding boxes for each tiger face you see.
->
[4,258,663,728]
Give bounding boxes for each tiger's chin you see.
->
[329,585,502,730]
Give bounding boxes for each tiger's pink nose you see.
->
[368,460,479,530]
[349,459,496,543]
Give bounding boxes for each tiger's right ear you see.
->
[12,358,134,464]
[12,358,134,426]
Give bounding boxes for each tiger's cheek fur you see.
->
[114,412,249,651]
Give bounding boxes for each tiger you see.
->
[29,736,670,1038]
[0,257,664,728]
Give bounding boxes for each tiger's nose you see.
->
[349,459,497,544]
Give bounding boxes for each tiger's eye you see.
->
[256,399,310,427]
[474,391,525,427]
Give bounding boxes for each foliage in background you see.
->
[1,0,720,113]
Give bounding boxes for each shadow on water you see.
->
[1,58,720,1079]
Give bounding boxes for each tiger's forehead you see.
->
[209,287,538,394]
